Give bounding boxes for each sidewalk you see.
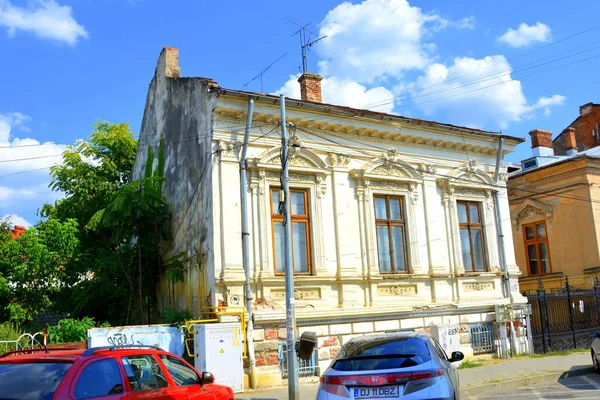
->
[236,352,593,399]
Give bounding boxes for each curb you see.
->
[461,366,594,398]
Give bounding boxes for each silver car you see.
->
[316,331,464,400]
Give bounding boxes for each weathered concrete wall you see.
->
[133,48,218,314]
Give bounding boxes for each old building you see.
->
[509,119,600,292]
[552,102,600,155]
[133,47,527,387]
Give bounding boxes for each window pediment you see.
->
[511,199,554,234]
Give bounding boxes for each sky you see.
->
[1,0,600,227]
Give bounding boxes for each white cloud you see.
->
[0,186,35,201]
[274,75,395,113]
[316,0,472,83]
[3,213,32,228]
[0,0,88,45]
[498,22,551,48]
[406,55,564,129]
[0,112,65,174]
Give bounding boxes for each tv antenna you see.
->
[285,18,327,74]
[242,52,288,92]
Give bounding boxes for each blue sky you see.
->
[1,0,600,226]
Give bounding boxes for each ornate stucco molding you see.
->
[510,198,555,234]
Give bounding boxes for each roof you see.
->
[510,146,600,178]
[218,88,525,144]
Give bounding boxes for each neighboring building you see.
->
[553,102,600,155]
[509,117,600,292]
[133,47,527,386]
[10,225,26,239]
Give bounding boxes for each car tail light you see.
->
[322,369,445,388]
[320,376,350,398]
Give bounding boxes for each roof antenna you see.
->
[286,17,327,74]
[243,52,289,93]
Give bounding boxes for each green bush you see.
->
[161,308,192,326]
[48,317,110,344]
[0,322,25,354]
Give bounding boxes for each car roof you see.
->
[346,331,430,344]
[0,346,170,363]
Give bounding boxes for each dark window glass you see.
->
[75,359,123,399]
[271,188,311,274]
[332,337,431,371]
[375,195,408,273]
[121,355,168,392]
[457,201,486,271]
[430,338,448,361]
[159,355,201,386]
[0,362,72,400]
[523,221,551,276]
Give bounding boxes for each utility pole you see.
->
[279,94,299,400]
[240,97,257,388]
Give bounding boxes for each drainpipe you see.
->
[493,136,516,356]
[240,97,258,388]
[493,137,511,301]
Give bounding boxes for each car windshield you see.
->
[332,337,432,371]
[0,362,72,400]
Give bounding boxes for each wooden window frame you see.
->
[523,221,552,276]
[374,195,409,273]
[270,187,312,276]
[458,201,487,272]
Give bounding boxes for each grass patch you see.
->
[457,360,483,369]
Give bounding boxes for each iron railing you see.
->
[278,341,318,378]
[469,323,495,354]
[525,276,600,353]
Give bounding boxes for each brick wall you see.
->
[553,103,600,155]
[298,73,323,103]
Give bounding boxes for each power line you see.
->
[295,125,600,206]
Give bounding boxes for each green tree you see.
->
[43,120,169,325]
[0,218,79,323]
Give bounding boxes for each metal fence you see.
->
[469,323,495,354]
[278,341,319,378]
[525,276,600,353]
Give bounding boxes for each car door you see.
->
[157,354,217,400]
[69,358,126,400]
[119,354,174,399]
[430,338,459,391]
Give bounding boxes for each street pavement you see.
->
[470,368,600,399]
[235,352,595,399]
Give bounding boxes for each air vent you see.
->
[522,158,538,170]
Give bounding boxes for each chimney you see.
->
[563,127,578,155]
[529,129,554,157]
[580,102,594,116]
[298,73,323,102]
[157,47,180,78]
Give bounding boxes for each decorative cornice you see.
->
[213,111,500,157]
[510,167,600,187]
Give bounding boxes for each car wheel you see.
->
[593,350,600,374]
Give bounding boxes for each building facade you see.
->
[133,47,527,387]
[510,124,600,292]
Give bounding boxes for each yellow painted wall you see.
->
[509,157,600,292]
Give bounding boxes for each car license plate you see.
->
[353,385,399,398]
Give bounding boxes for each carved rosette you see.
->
[462,281,494,292]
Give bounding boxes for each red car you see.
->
[0,344,236,400]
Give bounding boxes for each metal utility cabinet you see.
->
[192,323,244,392]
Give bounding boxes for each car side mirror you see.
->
[296,331,318,361]
[592,332,600,339]
[202,372,214,384]
[450,351,464,363]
